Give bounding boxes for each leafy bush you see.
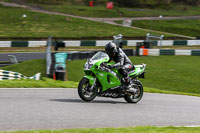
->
[12,0,200,6]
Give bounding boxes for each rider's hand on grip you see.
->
[107,65,113,69]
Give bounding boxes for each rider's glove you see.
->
[107,65,113,69]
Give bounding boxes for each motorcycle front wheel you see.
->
[78,77,98,102]
[124,80,143,103]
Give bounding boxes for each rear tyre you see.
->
[124,80,143,103]
[78,77,98,102]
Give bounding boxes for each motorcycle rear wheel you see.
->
[124,80,143,103]
[78,77,98,102]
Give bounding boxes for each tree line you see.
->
[20,0,200,7]
[112,0,200,7]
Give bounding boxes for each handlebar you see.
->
[100,63,111,71]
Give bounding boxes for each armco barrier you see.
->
[160,49,175,55]
[174,40,187,45]
[175,50,191,56]
[139,49,200,56]
[148,49,160,56]
[0,40,200,47]
[11,41,28,47]
[192,50,200,56]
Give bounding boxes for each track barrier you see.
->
[0,40,200,47]
[139,48,200,56]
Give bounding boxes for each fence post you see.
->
[46,36,52,77]
[146,33,164,48]
[113,34,123,48]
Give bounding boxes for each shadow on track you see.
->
[50,99,127,104]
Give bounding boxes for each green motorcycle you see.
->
[78,51,146,103]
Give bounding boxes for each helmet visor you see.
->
[106,47,115,55]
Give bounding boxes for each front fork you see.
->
[84,75,96,92]
[89,78,97,92]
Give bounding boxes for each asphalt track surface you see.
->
[0,52,45,62]
[0,88,200,131]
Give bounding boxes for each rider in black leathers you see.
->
[105,42,135,92]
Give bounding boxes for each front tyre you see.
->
[124,80,143,103]
[78,77,98,102]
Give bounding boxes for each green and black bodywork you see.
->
[78,52,146,103]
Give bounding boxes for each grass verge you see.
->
[1,56,200,97]
[0,78,78,88]
[115,19,200,37]
[144,87,200,97]
[0,4,172,39]
[1,126,200,133]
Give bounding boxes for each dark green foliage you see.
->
[41,4,200,18]
[84,0,107,6]
[114,0,161,8]
[15,0,107,5]
[172,0,200,5]
[115,0,200,7]
[15,0,200,7]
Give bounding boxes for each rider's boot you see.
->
[123,77,136,93]
[122,77,131,89]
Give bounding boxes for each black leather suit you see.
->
[108,48,134,77]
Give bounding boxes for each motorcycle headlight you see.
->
[84,63,93,70]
